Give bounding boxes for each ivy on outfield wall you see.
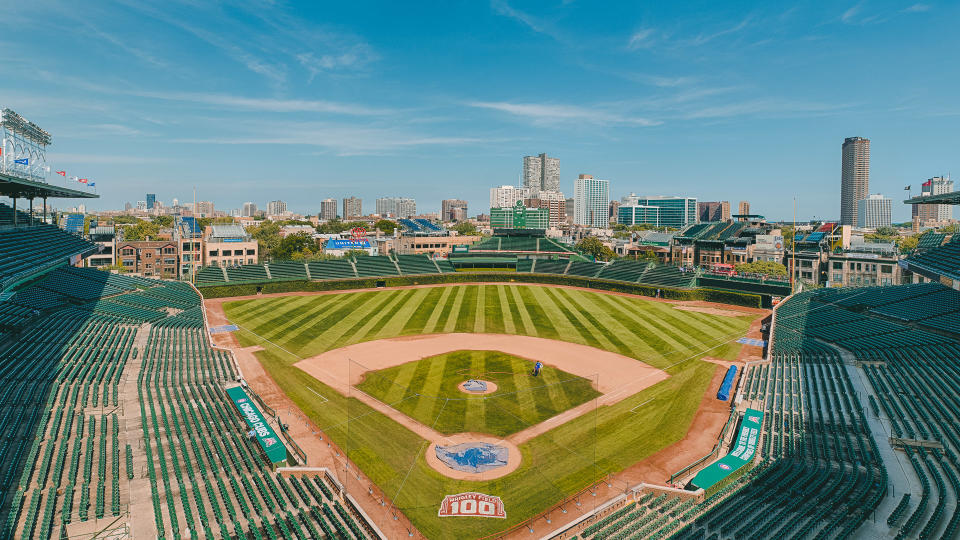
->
[196,273,764,308]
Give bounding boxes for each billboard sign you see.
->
[438,492,506,518]
[326,238,371,250]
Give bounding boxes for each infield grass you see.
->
[223,284,754,539]
[356,350,601,437]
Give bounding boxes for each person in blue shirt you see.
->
[533,361,543,377]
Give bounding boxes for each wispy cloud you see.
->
[48,152,170,165]
[174,123,488,156]
[627,28,656,49]
[469,101,661,127]
[35,71,389,116]
[116,0,376,86]
[688,17,752,46]
[681,98,850,120]
[903,3,931,13]
[841,2,864,23]
[490,0,564,41]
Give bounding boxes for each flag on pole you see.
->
[70,176,79,182]
[56,171,66,176]
[13,158,28,165]
[904,185,911,190]
[89,182,95,187]
[78,178,88,184]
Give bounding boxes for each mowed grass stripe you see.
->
[441,286,467,333]
[258,294,354,341]
[411,355,448,425]
[496,285,517,334]
[515,286,558,339]
[453,286,479,333]
[561,289,665,361]
[647,301,743,340]
[482,285,506,335]
[588,293,698,358]
[345,292,417,350]
[548,288,629,354]
[421,286,454,334]
[529,286,598,348]
[603,294,710,351]
[362,289,420,340]
[374,359,420,405]
[507,285,535,335]
[473,285,486,333]
[400,287,446,334]
[281,293,381,356]
[373,288,433,340]
[299,290,404,353]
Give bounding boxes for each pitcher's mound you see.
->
[458,379,498,395]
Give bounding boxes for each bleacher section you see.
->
[915,232,946,250]
[225,264,269,283]
[307,259,358,280]
[680,283,960,540]
[394,254,440,275]
[0,224,98,290]
[0,263,379,539]
[353,256,399,277]
[196,265,228,287]
[196,254,463,285]
[0,202,30,225]
[905,240,960,282]
[265,261,308,281]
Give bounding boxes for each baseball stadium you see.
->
[5,160,960,539]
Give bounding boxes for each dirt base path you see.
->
[293,333,669,446]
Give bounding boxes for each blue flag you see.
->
[13,158,28,165]
[89,182,95,187]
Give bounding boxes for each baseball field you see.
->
[222,284,753,539]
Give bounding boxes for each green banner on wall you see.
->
[226,386,288,464]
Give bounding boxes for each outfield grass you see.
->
[356,350,601,437]
[223,284,753,539]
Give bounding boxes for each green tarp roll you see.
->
[690,408,764,490]
[226,386,288,464]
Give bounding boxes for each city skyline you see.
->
[2,2,959,221]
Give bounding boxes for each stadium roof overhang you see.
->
[903,191,960,206]
[0,173,99,199]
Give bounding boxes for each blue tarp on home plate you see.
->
[435,443,508,473]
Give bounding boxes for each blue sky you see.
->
[2,0,957,221]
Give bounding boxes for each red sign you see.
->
[438,492,506,519]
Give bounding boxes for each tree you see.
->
[575,236,616,261]
[273,232,319,260]
[121,220,161,241]
[247,221,282,260]
[780,225,795,251]
[373,219,398,235]
[453,221,478,236]
[152,215,174,228]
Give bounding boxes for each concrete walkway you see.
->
[831,344,922,538]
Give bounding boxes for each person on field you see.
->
[532,361,543,377]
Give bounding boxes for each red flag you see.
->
[78,178,88,184]
[56,170,66,176]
